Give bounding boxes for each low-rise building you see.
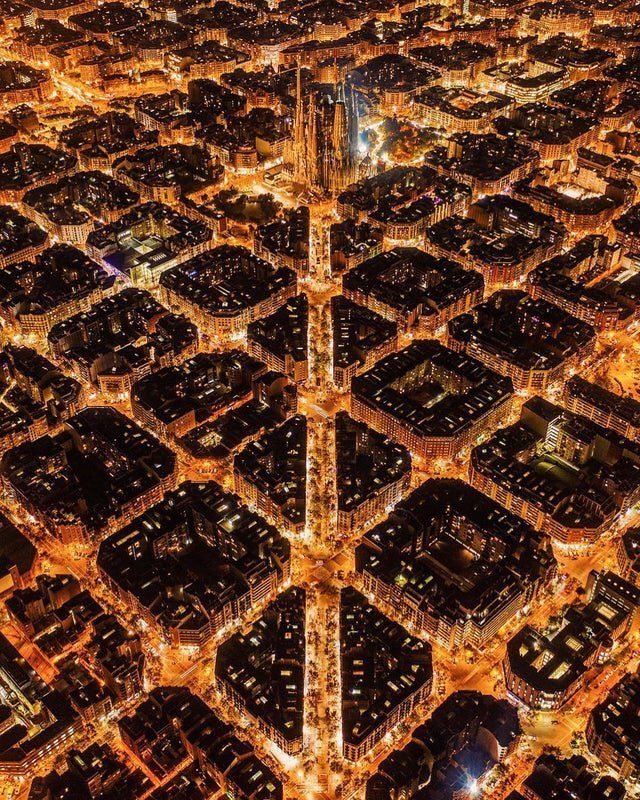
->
[366,691,521,800]
[343,246,484,334]
[159,244,297,338]
[0,630,81,776]
[86,201,213,286]
[113,144,223,203]
[587,668,640,781]
[529,35,615,81]
[357,478,556,650]
[335,411,411,538]
[504,571,640,708]
[0,344,85,452]
[494,102,600,161]
[58,111,158,170]
[247,293,308,383]
[527,237,640,331]
[410,41,497,86]
[351,339,513,460]
[120,686,283,800]
[329,218,384,276]
[332,295,398,390]
[179,372,297,467]
[0,511,36,596]
[563,375,640,441]
[0,61,52,106]
[114,19,193,66]
[341,586,432,761]
[233,415,306,534]
[617,528,640,586]
[480,60,567,104]
[253,206,309,275]
[0,205,48,269]
[425,132,540,198]
[513,167,636,234]
[22,170,139,245]
[426,194,565,285]
[337,165,470,242]
[97,481,291,647]
[0,143,77,203]
[0,407,178,545]
[520,1,594,39]
[448,290,596,391]
[0,244,114,338]
[47,288,198,400]
[506,754,625,800]
[349,54,440,114]
[414,86,514,134]
[131,349,266,439]
[614,203,640,253]
[215,587,305,754]
[471,397,640,545]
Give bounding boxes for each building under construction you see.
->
[292,70,360,195]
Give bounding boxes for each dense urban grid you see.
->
[0,0,639,799]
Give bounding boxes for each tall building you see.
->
[292,68,359,194]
